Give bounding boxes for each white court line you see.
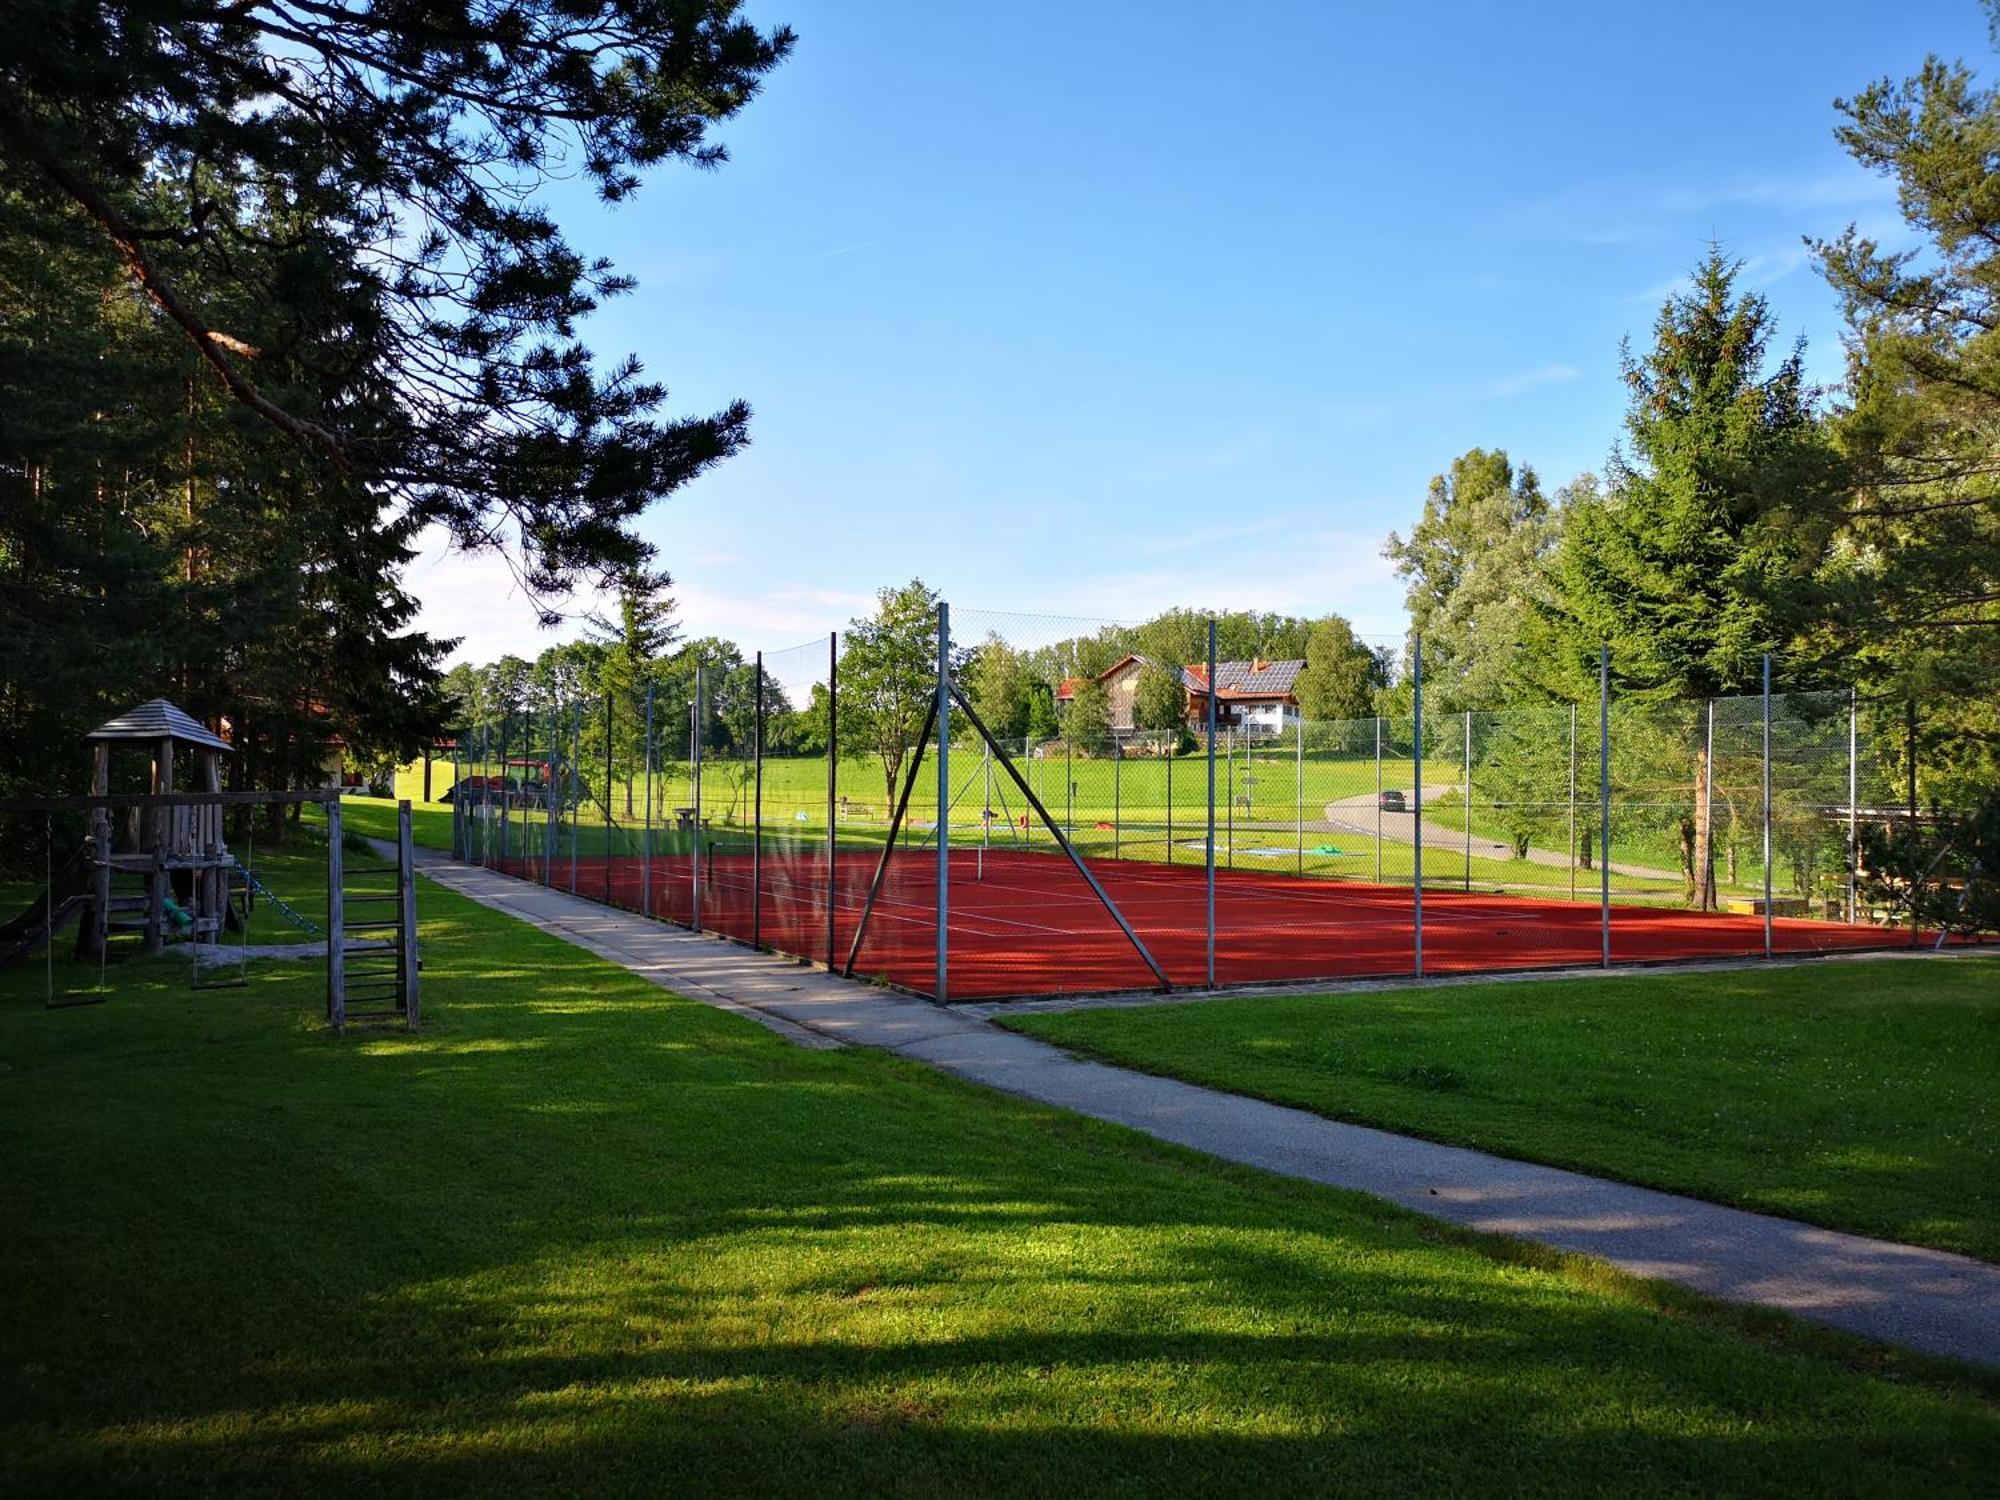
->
[698,868,1074,941]
[707,857,1576,940]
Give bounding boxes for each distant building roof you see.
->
[85,699,233,752]
[1184,659,1305,700]
[1054,676,1087,703]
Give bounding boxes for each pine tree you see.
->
[1544,249,1846,906]
[1,1,792,597]
[1812,31,2000,805]
[591,573,680,813]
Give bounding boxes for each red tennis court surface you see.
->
[494,846,1936,1001]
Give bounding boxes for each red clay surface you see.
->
[492,846,1927,1001]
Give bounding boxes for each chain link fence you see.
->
[428,605,1993,1001]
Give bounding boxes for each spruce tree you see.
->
[1813,27,2000,804]
[1545,249,1845,906]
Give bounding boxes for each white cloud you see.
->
[977,527,1405,642]
[403,530,610,666]
[1626,244,1811,306]
[1648,171,1896,216]
[1478,363,1579,399]
[1135,517,1288,556]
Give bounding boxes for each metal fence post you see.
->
[826,632,838,971]
[494,712,504,868]
[1907,699,1920,947]
[1703,698,1715,913]
[545,707,557,886]
[1412,638,1424,978]
[603,691,614,907]
[1205,618,1217,988]
[327,795,345,1033]
[1375,715,1383,885]
[643,682,655,917]
[935,601,951,1002]
[1166,742,1173,866]
[1847,686,1858,925]
[569,702,580,895]
[1463,708,1472,892]
[478,721,490,867]
[1599,645,1611,968]
[692,665,704,932]
[1296,716,1304,876]
[1762,653,1773,960]
[1567,703,1577,902]
[752,653,764,947]
[1113,738,1122,861]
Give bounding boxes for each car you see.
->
[1377,789,1408,813]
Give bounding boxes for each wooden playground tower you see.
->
[80,699,234,960]
[0,696,423,1034]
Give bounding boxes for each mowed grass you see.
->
[1005,960,2000,1261]
[3,869,1999,1494]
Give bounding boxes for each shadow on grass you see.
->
[1,892,1996,1496]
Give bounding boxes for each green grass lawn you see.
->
[1004,960,2000,1262]
[3,874,1998,1493]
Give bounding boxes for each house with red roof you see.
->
[1183,657,1305,738]
[1054,654,1305,742]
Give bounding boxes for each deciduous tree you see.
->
[842,581,943,807]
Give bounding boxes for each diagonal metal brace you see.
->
[841,694,939,978]
[947,682,1171,992]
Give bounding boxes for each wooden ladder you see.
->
[324,799,422,1035]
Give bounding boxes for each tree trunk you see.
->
[1690,735,1716,911]
[883,748,902,816]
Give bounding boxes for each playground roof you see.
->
[85,699,232,752]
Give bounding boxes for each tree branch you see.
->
[0,96,350,469]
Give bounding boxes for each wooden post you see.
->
[201,748,224,938]
[84,742,111,961]
[327,796,346,1033]
[146,735,175,952]
[398,799,421,1031]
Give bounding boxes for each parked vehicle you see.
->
[1377,789,1408,813]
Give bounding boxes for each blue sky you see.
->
[408,0,1987,664]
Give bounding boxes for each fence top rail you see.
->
[0,789,344,814]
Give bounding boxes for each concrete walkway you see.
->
[407,850,2000,1370]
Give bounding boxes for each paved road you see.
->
[401,847,2000,1370]
[1317,787,1684,884]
